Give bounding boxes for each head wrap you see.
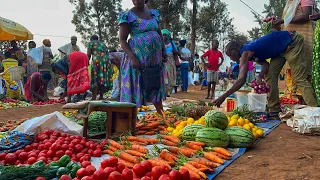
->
[161,29,171,38]
[43,39,51,46]
[179,40,187,47]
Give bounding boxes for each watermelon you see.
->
[224,126,255,148]
[182,124,205,141]
[204,110,228,130]
[195,128,229,147]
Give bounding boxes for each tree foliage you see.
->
[198,0,233,48]
[247,27,263,40]
[69,0,122,50]
[147,0,187,40]
[0,41,28,54]
[228,30,248,46]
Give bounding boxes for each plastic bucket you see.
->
[235,91,249,107]
[247,93,267,112]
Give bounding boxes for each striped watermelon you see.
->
[195,128,229,147]
[182,124,205,141]
[224,126,255,148]
[204,110,228,130]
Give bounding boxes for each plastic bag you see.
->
[193,73,199,83]
[287,106,320,134]
[28,47,43,65]
[188,71,194,85]
[14,111,83,135]
[283,0,300,27]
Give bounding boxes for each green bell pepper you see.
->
[56,167,68,178]
[48,165,60,176]
[58,155,71,167]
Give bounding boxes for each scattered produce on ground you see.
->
[32,98,65,106]
[0,118,29,132]
[137,105,151,112]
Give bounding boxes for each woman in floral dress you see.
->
[118,0,166,113]
[87,35,113,100]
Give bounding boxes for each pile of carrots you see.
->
[135,111,183,135]
[102,134,232,179]
[0,118,28,132]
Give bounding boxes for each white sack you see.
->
[288,107,320,135]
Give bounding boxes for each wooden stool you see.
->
[83,101,137,139]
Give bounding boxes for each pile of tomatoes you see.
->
[74,156,191,180]
[0,130,103,165]
[32,98,66,106]
[0,98,19,103]
[280,97,299,105]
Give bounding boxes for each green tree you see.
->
[227,30,248,46]
[0,41,28,53]
[69,0,122,49]
[197,0,233,48]
[247,27,263,40]
[147,0,187,40]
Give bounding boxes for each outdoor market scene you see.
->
[0,0,320,179]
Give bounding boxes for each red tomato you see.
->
[145,172,151,177]
[53,157,59,161]
[25,145,33,152]
[158,174,170,180]
[18,152,28,162]
[50,143,61,152]
[133,164,146,177]
[61,133,68,138]
[0,152,6,160]
[80,140,87,146]
[104,167,116,177]
[96,144,103,150]
[169,170,181,180]
[89,144,96,150]
[122,168,133,180]
[108,171,122,180]
[43,129,53,136]
[38,153,47,158]
[93,169,108,180]
[28,152,37,158]
[161,165,170,174]
[52,131,61,137]
[49,139,56,143]
[75,136,82,140]
[61,144,69,151]
[151,166,163,180]
[81,176,93,180]
[100,159,111,169]
[109,156,118,167]
[40,150,48,154]
[35,177,46,180]
[34,150,40,154]
[5,153,17,164]
[59,174,71,180]
[27,157,37,164]
[92,149,101,157]
[55,150,64,158]
[75,144,84,153]
[65,137,71,142]
[81,148,88,154]
[58,137,65,141]
[38,144,46,150]
[47,150,55,158]
[179,169,190,180]
[81,161,92,168]
[38,134,49,141]
[37,157,47,163]
[76,168,90,178]
[141,177,151,180]
[141,160,152,172]
[86,165,96,175]
[76,153,85,160]
[65,150,73,157]
[133,178,141,180]
[15,150,23,156]
[88,149,94,156]
[117,163,126,173]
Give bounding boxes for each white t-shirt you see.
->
[180,47,191,64]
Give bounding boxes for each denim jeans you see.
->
[180,63,189,91]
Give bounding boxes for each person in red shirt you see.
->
[201,40,224,99]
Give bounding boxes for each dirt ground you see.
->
[1,81,320,179]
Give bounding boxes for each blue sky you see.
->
[0,0,268,54]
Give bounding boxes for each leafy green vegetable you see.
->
[0,166,56,180]
[230,104,257,122]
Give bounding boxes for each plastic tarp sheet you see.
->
[14,111,83,135]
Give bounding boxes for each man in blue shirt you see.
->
[213,31,317,115]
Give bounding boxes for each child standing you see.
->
[201,40,224,99]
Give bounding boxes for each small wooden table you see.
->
[83,101,137,139]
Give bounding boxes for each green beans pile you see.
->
[313,21,320,105]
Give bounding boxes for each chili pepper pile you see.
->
[280,97,299,105]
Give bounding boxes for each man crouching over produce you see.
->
[213,30,318,116]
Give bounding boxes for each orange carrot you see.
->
[146,121,162,128]
[145,131,156,135]
[181,147,197,153]
[135,131,147,135]
[161,139,178,146]
[130,141,148,146]
[145,138,160,144]
[186,143,203,151]
[180,166,200,179]
[118,158,134,168]
[159,151,175,163]
[108,146,118,152]
[183,162,207,179]
[125,150,146,158]
[118,152,140,164]
[148,159,171,169]
[159,131,168,135]
[188,161,208,169]
[211,152,231,160]
[102,149,114,155]
[131,144,148,154]
[158,126,167,131]
[161,135,180,144]
[192,158,218,168]
[108,139,124,150]
[186,141,205,147]
[167,146,193,157]
[213,147,231,157]
[155,158,173,169]
[204,152,224,164]
[174,120,182,126]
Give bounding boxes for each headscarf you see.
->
[179,40,187,47]
[43,39,51,46]
[161,29,171,38]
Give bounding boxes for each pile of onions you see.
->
[250,80,271,94]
